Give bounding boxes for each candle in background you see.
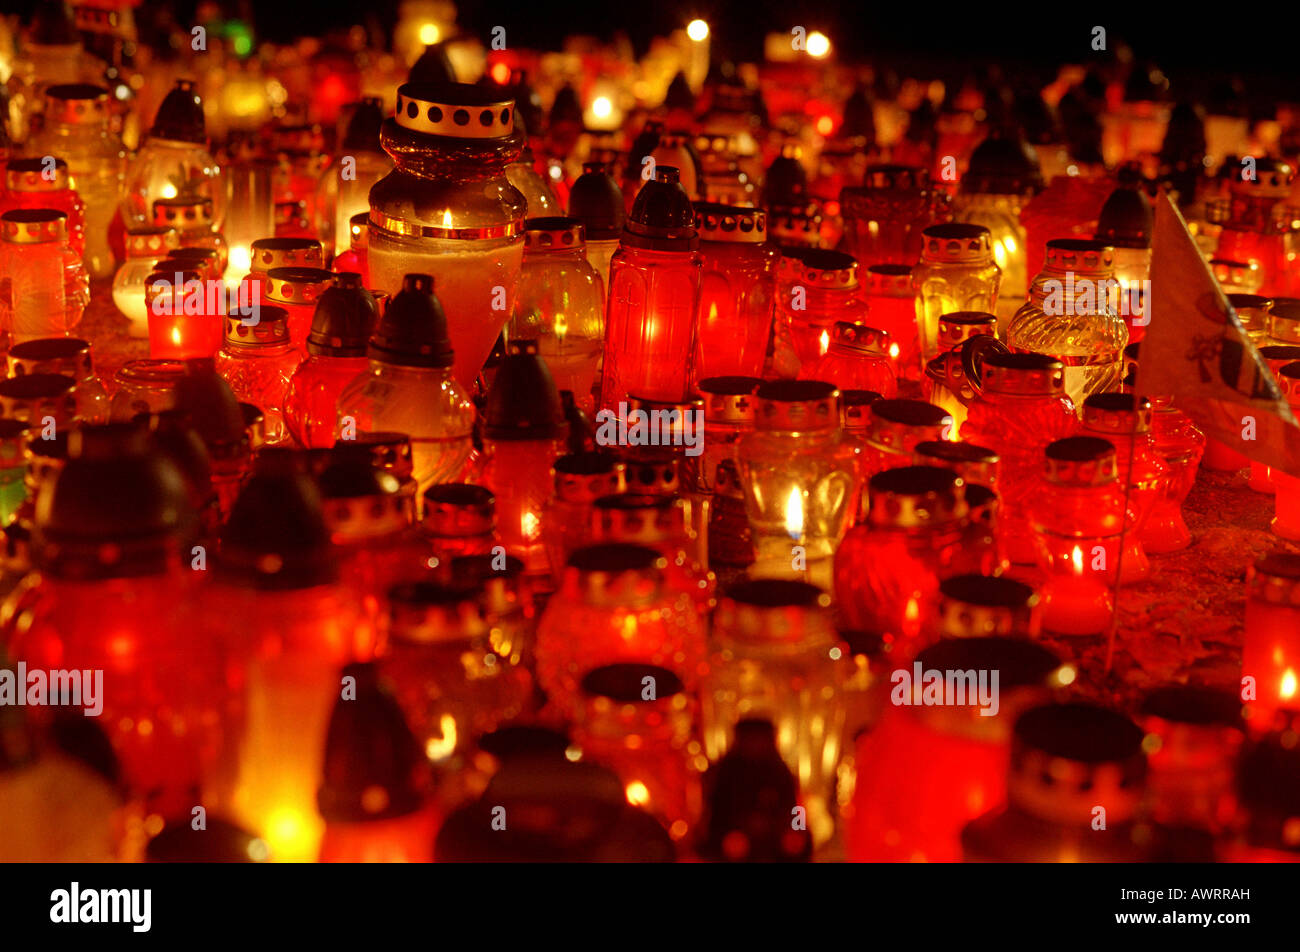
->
[858,398,953,486]
[335,274,475,497]
[840,165,951,270]
[28,84,124,278]
[331,213,372,287]
[848,637,1062,861]
[213,307,301,446]
[1007,239,1128,407]
[122,80,225,232]
[420,484,499,566]
[600,166,702,408]
[0,158,86,259]
[567,161,625,289]
[367,82,528,389]
[1229,709,1300,860]
[800,321,897,398]
[1030,436,1126,635]
[692,204,778,382]
[935,574,1041,638]
[7,337,110,424]
[1095,180,1153,343]
[480,341,569,579]
[864,264,923,381]
[591,493,715,614]
[912,223,1001,363]
[1241,552,1300,726]
[535,542,707,717]
[223,159,278,282]
[1204,158,1295,298]
[776,249,870,373]
[0,209,88,344]
[541,452,626,586]
[507,218,605,414]
[954,133,1040,323]
[961,351,1077,565]
[834,466,976,643]
[737,381,858,587]
[1079,393,1169,583]
[242,237,325,306]
[112,226,179,336]
[145,268,223,360]
[315,99,393,259]
[1272,363,1300,539]
[153,197,229,278]
[284,275,380,449]
[702,580,846,846]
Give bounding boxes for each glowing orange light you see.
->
[816,115,833,136]
[1282,669,1298,700]
[441,209,454,230]
[784,486,804,541]
[490,61,510,85]
[626,781,651,806]
[819,329,830,355]
[521,509,541,542]
[1071,545,1085,575]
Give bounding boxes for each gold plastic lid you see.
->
[866,465,967,528]
[152,197,214,230]
[124,226,179,259]
[1247,552,1300,605]
[8,338,93,380]
[697,375,761,424]
[1044,435,1118,485]
[937,574,1039,638]
[395,82,515,139]
[1043,238,1114,274]
[248,237,324,273]
[866,263,913,296]
[829,321,892,356]
[43,83,110,125]
[0,209,67,244]
[1082,392,1153,435]
[224,306,289,346]
[920,223,992,263]
[523,216,586,251]
[937,311,996,349]
[980,351,1066,396]
[694,203,767,243]
[5,157,70,191]
[265,267,338,308]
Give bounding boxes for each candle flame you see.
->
[818,329,830,355]
[1282,669,1298,701]
[889,342,900,360]
[1071,545,1085,575]
[784,486,804,541]
[902,595,922,637]
[442,209,454,230]
[418,22,442,44]
[521,509,541,542]
[424,714,458,762]
[170,325,182,347]
[625,780,651,806]
[591,96,613,120]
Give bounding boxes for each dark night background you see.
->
[9,1,1300,97]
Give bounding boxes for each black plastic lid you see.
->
[367,274,454,368]
[623,166,698,251]
[308,273,379,357]
[962,133,1042,195]
[172,360,249,456]
[408,43,456,85]
[149,80,207,144]
[664,71,694,112]
[217,450,338,589]
[146,816,267,862]
[32,423,193,580]
[840,84,875,141]
[483,340,567,440]
[341,97,386,153]
[549,84,583,128]
[1096,185,1153,249]
[318,662,425,823]
[568,162,626,240]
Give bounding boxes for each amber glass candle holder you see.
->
[912,223,1000,364]
[701,579,846,846]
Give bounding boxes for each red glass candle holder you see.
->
[591,492,716,614]
[540,451,625,587]
[213,308,301,445]
[848,637,1061,861]
[865,264,923,381]
[535,542,707,718]
[961,352,1077,564]
[1242,553,1300,725]
[840,165,951,269]
[692,204,779,382]
[0,157,86,257]
[800,320,897,396]
[572,663,703,844]
[264,267,339,352]
[1029,436,1127,635]
[776,248,870,370]
[145,268,224,359]
[420,484,499,568]
[834,465,976,643]
[600,166,702,408]
[935,574,1041,638]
